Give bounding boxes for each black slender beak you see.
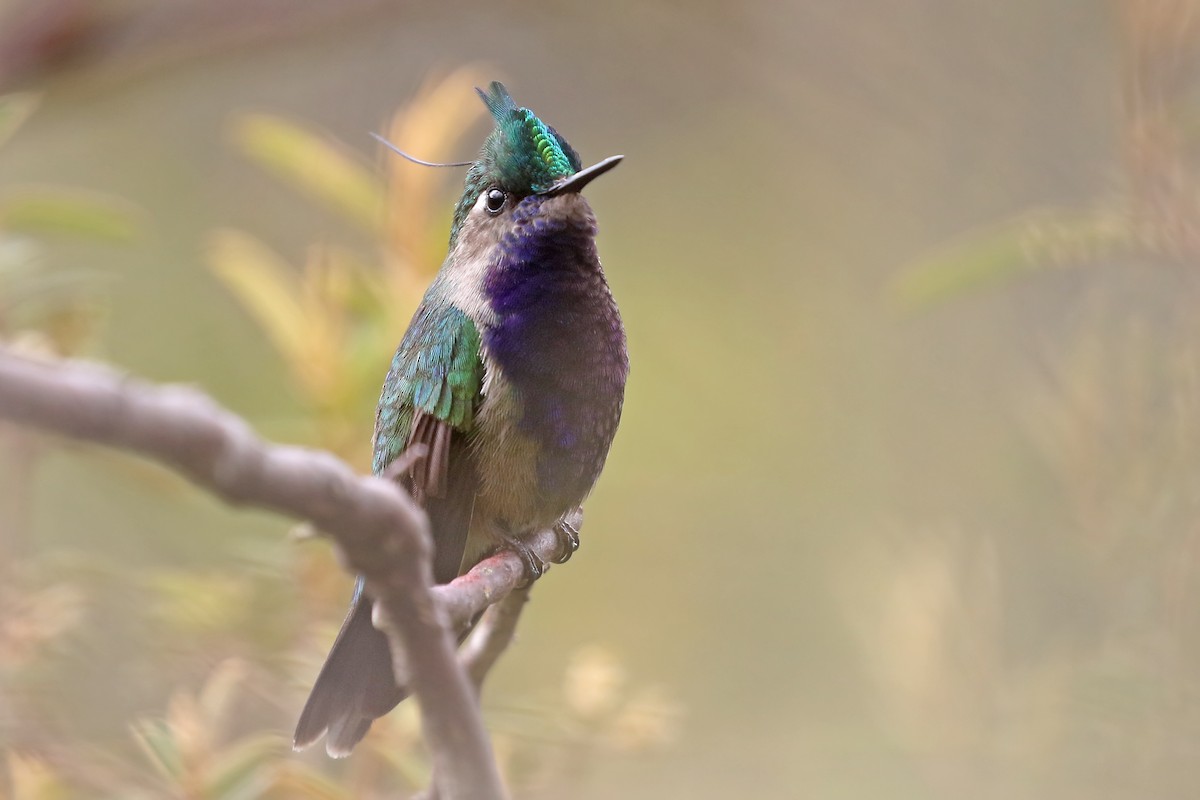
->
[539,155,623,197]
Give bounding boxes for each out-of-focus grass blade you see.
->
[890,206,1135,309]
[7,751,71,800]
[382,66,490,269]
[206,229,307,369]
[0,267,111,309]
[198,659,249,733]
[130,719,184,783]
[266,768,354,800]
[0,93,39,148]
[204,735,286,800]
[0,188,139,243]
[230,114,383,234]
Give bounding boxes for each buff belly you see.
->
[457,363,560,574]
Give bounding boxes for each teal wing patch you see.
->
[372,304,483,477]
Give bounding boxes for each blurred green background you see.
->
[3,1,1200,798]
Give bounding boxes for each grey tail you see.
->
[295,427,480,756]
[293,579,408,757]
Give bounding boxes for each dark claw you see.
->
[499,533,546,586]
[552,518,581,564]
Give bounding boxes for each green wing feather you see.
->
[372,303,483,476]
[296,305,484,757]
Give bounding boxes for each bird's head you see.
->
[448,82,622,249]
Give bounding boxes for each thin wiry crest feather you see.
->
[371,132,472,167]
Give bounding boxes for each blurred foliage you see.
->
[229,115,383,235]
[0,93,37,149]
[0,88,136,800]
[0,581,84,671]
[862,2,1200,796]
[208,67,487,459]
[0,72,676,799]
[895,0,1200,308]
[0,92,137,355]
[0,89,136,747]
[8,1,1200,798]
[0,188,138,244]
[130,660,282,800]
[483,644,679,796]
[891,207,1136,308]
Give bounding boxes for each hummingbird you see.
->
[293,82,628,757]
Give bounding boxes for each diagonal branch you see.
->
[0,349,575,800]
[436,508,576,633]
[461,583,533,691]
[411,587,535,800]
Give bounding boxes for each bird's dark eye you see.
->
[485,188,507,215]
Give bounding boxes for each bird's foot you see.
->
[552,516,581,564]
[497,531,546,587]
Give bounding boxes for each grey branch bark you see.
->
[461,584,533,690]
[0,349,570,800]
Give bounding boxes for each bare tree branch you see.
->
[461,584,533,691]
[410,586,533,800]
[0,349,533,800]
[435,509,576,632]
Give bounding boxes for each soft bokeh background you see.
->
[3,1,1200,797]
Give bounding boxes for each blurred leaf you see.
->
[230,114,383,233]
[267,767,352,800]
[0,188,139,243]
[382,66,491,269]
[148,569,255,639]
[891,206,1135,308]
[360,703,427,787]
[166,691,211,771]
[564,645,625,721]
[197,658,249,739]
[607,686,682,751]
[207,229,309,370]
[208,230,359,415]
[0,235,41,276]
[0,266,109,309]
[212,80,489,456]
[131,719,184,783]
[0,582,84,668]
[0,242,109,354]
[205,734,284,800]
[0,93,39,149]
[7,752,69,800]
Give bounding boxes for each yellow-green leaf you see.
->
[890,206,1135,309]
[230,114,383,233]
[0,188,139,243]
[205,734,286,800]
[381,65,491,269]
[8,752,71,800]
[198,658,249,733]
[267,767,354,800]
[207,229,308,368]
[131,719,185,782]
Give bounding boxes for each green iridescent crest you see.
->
[476,81,580,191]
[450,82,583,244]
